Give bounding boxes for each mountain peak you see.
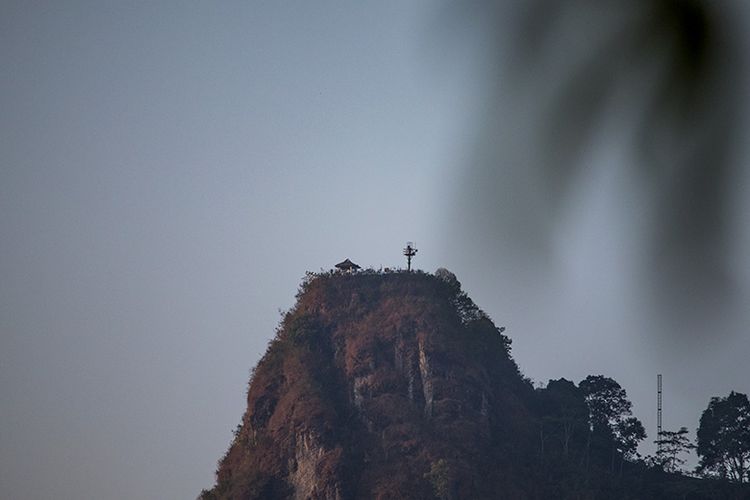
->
[203,269,531,499]
[201,269,747,499]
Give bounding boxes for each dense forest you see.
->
[201,269,750,499]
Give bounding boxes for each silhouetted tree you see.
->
[579,375,645,472]
[538,379,589,460]
[616,417,646,463]
[655,427,695,473]
[696,391,750,482]
[580,375,632,431]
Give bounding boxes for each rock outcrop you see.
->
[202,270,534,499]
[201,269,750,500]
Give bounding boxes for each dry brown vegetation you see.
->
[202,270,534,499]
[201,270,750,499]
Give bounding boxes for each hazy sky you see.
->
[1,2,748,499]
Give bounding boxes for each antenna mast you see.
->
[403,242,418,272]
[657,374,663,452]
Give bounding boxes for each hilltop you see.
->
[201,269,749,499]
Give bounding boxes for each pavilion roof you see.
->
[335,258,361,270]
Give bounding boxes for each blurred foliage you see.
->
[444,0,746,296]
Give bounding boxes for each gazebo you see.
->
[335,258,361,273]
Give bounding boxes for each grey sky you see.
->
[1,2,748,499]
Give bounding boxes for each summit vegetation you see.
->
[201,269,750,499]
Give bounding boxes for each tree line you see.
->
[537,376,750,483]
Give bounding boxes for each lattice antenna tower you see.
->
[403,242,418,272]
[657,374,663,453]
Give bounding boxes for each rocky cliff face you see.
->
[202,270,750,500]
[202,270,535,499]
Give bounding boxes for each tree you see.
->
[655,427,695,473]
[616,417,647,462]
[538,378,589,459]
[424,459,453,500]
[579,375,645,472]
[696,391,750,482]
[579,375,633,432]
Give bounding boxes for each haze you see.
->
[1,2,748,499]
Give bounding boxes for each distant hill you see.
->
[200,269,749,499]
